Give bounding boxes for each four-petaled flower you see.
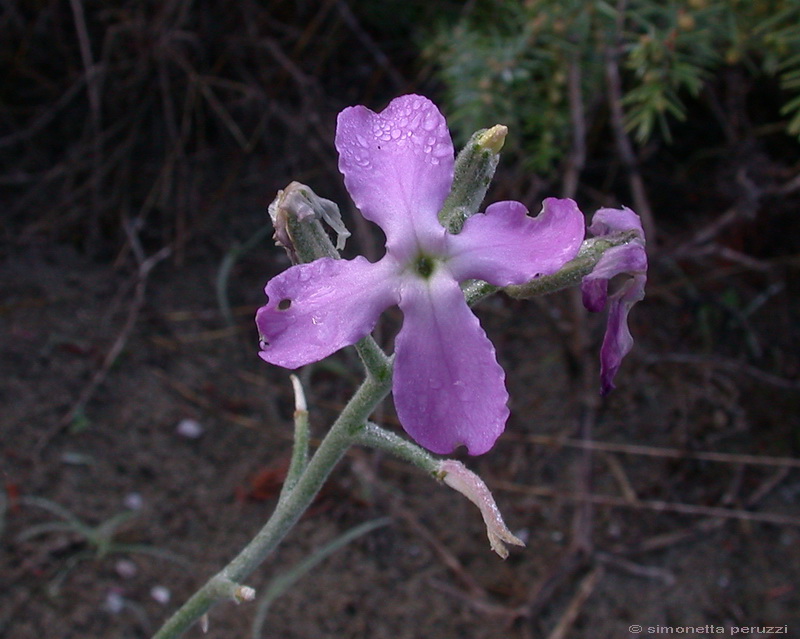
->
[256,95,586,455]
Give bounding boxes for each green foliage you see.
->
[17,496,187,595]
[425,0,800,172]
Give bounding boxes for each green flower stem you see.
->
[463,230,640,306]
[356,421,441,477]
[151,344,393,639]
[353,337,393,382]
[279,375,310,502]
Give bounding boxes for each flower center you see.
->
[413,253,436,279]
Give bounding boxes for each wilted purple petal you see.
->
[336,95,454,260]
[257,256,399,369]
[393,272,508,455]
[448,198,585,286]
[600,274,646,395]
[588,206,644,238]
[581,243,647,311]
[581,206,648,395]
[581,278,608,313]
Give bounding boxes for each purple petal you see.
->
[256,256,399,369]
[588,206,644,238]
[447,198,585,285]
[580,243,647,311]
[581,206,648,395]
[336,95,454,259]
[599,274,646,395]
[393,272,509,455]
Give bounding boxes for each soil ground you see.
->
[3,176,800,639]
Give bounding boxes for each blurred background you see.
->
[2,1,799,637]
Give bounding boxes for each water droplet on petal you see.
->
[422,113,439,131]
[433,142,451,157]
[453,380,470,401]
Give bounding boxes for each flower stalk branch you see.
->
[279,375,310,502]
[152,94,648,639]
[355,421,440,476]
[151,348,392,639]
[462,229,641,306]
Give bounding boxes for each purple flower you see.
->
[256,95,585,455]
[581,207,648,396]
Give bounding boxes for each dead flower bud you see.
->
[438,459,525,559]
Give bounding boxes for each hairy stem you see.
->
[151,347,392,639]
[462,230,640,306]
[356,421,440,476]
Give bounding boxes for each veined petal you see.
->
[599,274,646,395]
[393,271,509,455]
[256,256,399,369]
[581,243,647,311]
[336,95,454,259]
[588,206,644,238]
[581,206,648,395]
[447,198,585,286]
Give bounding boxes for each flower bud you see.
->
[439,125,508,234]
[268,181,350,264]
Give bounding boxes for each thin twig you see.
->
[562,44,595,558]
[68,0,104,249]
[0,77,88,150]
[604,2,656,244]
[60,245,172,426]
[609,465,791,555]
[594,552,675,585]
[494,480,800,527]
[642,352,800,391]
[561,54,586,201]
[546,566,604,639]
[508,433,800,469]
[334,0,406,91]
[349,456,487,599]
[525,549,586,618]
[601,453,640,504]
[35,235,171,457]
[150,369,261,430]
